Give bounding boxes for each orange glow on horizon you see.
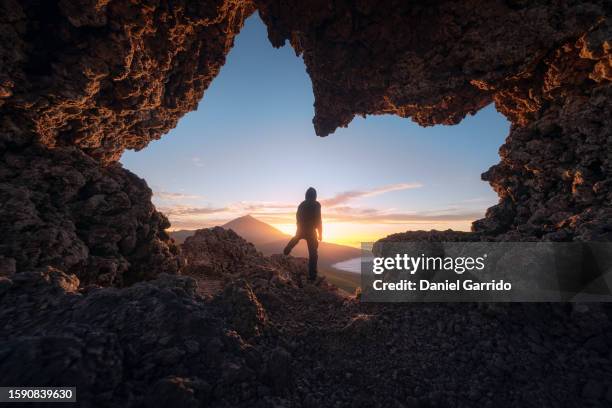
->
[270,220,473,248]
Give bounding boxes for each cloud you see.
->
[460,197,494,204]
[324,209,484,223]
[321,183,422,207]
[154,191,203,201]
[164,219,219,230]
[227,201,295,213]
[192,157,204,167]
[157,205,228,216]
[315,202,484,224]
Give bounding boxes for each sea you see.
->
[332,257,362,274]
[332,249,373,274]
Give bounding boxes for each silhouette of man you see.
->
[283,187,322,282]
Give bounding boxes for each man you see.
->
[283,187,323,282]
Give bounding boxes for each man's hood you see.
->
[305,187,317,200]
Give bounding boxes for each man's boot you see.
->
[307,266,317,283]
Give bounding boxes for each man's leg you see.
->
[283,235,301,255]
[306,234,319,281]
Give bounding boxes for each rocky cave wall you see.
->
[1,0,610,284]
[254,0,611,241]
[1,0,255,163]
[0,0,255,284]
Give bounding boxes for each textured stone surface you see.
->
[0,142,180,286]
[0,0,256,281]
[0,269,269,407]
[182,227,266,277]
[255,0,607,133]
[475,78,612,241]
[1,239,611,407]
[0,0,254,163]
[181,227,310,284]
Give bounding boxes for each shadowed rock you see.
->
[1,241,611,407]
[0,144,180,286]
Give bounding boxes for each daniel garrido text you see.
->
[371,279,512,292]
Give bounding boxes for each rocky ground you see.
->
[1,227,611,407]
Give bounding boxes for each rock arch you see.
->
[0,0,610,285]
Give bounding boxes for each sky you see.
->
[120,13,510,248]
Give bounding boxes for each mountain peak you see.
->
[222,215,289,244]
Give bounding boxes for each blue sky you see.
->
[121,13,510,246]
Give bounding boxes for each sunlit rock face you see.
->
[0,0,255,163]
[0,0,255,282]
[475,83,612,241]
[473,18,611,241]
[255,0,606,134]
[0,0,610,283]
[255,0,611,240]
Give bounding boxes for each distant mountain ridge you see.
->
[222,215,288,244]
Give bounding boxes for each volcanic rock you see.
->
[0,0,255,164]
[182,227,266,277]
[0,268,281,407]
[0,143,180,286]
[1,232,612,407]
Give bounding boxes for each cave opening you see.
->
[120,13,510,249]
